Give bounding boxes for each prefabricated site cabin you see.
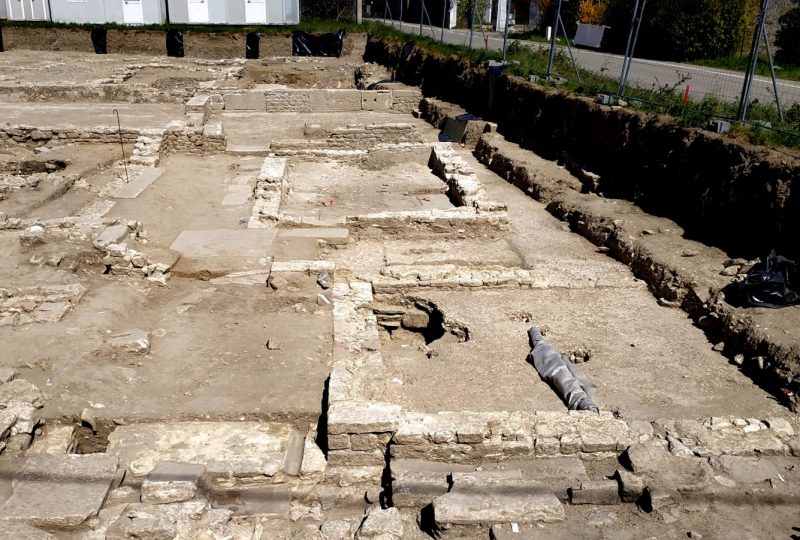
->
[4,0,50,20]
[0,1,7,18]
[51,0,167,24]
[168,0,299,25]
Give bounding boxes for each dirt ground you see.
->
[0,47,797,539]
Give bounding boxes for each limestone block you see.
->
[357,507,403,539]
[327,401,401,435]
[433,480,565,526]
[361,91,393,111]
[93,224,129,250]
[108,329,151,354]
[0,454,118,529]
[141,462,207,504]
[569,480,620,505]
[223,92,265,111]
[614,469,645,502]
[310,89,362,112]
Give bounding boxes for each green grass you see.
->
[692,54,800,83]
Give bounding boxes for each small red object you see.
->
[484,36,489,51]
[683,85,691,105]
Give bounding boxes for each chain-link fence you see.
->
[369,0,800,140]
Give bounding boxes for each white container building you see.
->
[168,0,299,25]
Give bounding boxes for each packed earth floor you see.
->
[0,42,798,540]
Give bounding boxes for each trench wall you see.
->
[0,26,365,59]
[363,35,800,261]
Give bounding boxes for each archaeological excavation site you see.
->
[0,26,799,540]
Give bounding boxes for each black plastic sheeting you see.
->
[0,27,4,53]
[724,250,800,308]
[527,327,599,412]
[291,30,345,58]
[166,29,184,58]
[91,28,108,55]
[245,32,260,59]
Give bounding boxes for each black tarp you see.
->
[0,27,4,53]
[245,32,260,59]
[291,30,345,58]
[724,250,800,308]
[91,28,108,55]
[166,29,184,58]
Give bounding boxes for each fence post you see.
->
[738,0,770,122]
[546,0,563,78]
[502,0,511,62]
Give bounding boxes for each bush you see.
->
[301,0,353,21]
[776,6,800,66]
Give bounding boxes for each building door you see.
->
[245,0,266,24]
[7,0,26,19]
[187,0,209,22]
[122,0,144,23]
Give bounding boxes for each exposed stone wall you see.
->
[161,122,225,156]
[0,124,141,148]
[230,89,421,114]
[364,35,800,261]
[0,84,187,104]
[271,123,425,154]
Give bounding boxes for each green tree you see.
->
[776,6,800,65]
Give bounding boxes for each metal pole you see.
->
[420,0,424,35]
[558,14,582,83]
[400,0,403,27]
[112,109,129,184]
[441,0,446,42]
[384,0,387,24]
[761,15,784,122]
[469,1,474,49]
[618,0,641,95]
[502,0,511,62]
[738,0,768,121]
[546,0,563,78]
[620,0,647,97]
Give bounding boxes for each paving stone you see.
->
[141,462,207,504]
[433,480,565,526]
[212,484,291,517]
[623,442,712,493]
[93,224,129,249]
[0,453,118,529]
[327,400,402,435]
[278,227,349,245]
[106,421,294,479]
[28,425,75,454]
[709,456,778,484]
[390,459,473,508]
[0,522,57,539]
[357,507,403,539]
[113,168,163,199]
[569,480,620,505]
[170,229,276,259]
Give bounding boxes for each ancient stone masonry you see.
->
[93,223,171,284]
[271,123,426,154]
[161,121,225,156]
[249,157,286,227]
[430,142,505,211]
[0,284,86,327]
[0,84,187,104]
[0,124,142,148]
[226,88,422,113]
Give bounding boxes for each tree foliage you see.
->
[602,0,761,61]
[301,0,353,20]
[776,6,800,65]
[578,0,608,25]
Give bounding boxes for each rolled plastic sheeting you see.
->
[291,29,345,58]
[527,326,599,412]
[245,32,260,60]
[91,28,107,55]
[166,29,184,58]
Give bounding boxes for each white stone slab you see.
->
[112,168,163,199]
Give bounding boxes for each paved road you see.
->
[370,18,800,107]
